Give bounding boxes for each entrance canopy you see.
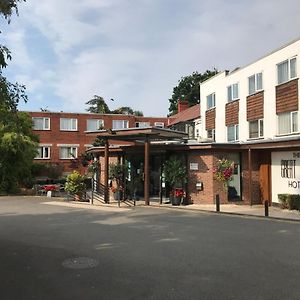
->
[86,127,188,205]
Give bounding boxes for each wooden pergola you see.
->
[86,127,188,205]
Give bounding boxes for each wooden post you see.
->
[104,139,109,204]
[144,138,150,205]
[264,200,269,217]
[216,194,220,212]
[248,148,252,206]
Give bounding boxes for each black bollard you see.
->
[264,200,269,217]
[216,194,220,212]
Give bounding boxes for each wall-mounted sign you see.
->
[190,162,199,170]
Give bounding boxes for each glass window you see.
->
[248,73,263,95]
[59,147,77,159]
[227,125,239,142]
[207,93,216,109]
[277,57,297,84]
[154,122,164,128]
[87,119,104,131]
[278,111,298,135]
[135,122,150,128]
[60,118,77,131]
[249,119,264,138]
[35,146,50,159]
[32,117,50,130]
[207,129,215,141]
[227,83,239,102]
[112,120,129,129]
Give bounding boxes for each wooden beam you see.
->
[104,139,109,204]
[144,138,150,205]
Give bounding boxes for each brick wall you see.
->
[225,101,239,126]
[205,108,216,130]
[247,91,264,121]
[276,79,299,113]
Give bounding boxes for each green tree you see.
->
[168,69,218,115]
[0,0,38,193]
[85,95,110,114]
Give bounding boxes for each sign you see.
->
[271,151,300,203]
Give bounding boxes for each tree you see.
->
[168,69,218,115]
[85,95,110,114]
[0,0,38,193]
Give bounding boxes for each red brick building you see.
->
[28,111,167,174]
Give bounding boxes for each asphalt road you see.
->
[0,197,299,300]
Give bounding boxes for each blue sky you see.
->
[1,0,300,116]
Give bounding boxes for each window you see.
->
[227,124,239,142]
[207,93,216,109]
[35,146,50,159]
[59,146,77,159]
[135,122,150,128]
[32,117,50,130]
[249,119,263,138]
[154,122,164,128]
[87,119,104,131]
[248,73,263,95]
[227,83,239,102]
[278,111,298,135]
[60,118,77,131]
[207,129,215,141]
[277,57,297,84]
[112,120,129,129]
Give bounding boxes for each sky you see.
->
[1,0,300,117]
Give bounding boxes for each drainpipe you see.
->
[248,147,252,206]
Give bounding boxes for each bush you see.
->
[278,194,288,209]
[278,194,300,211]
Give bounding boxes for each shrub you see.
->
[278,194,288,209]
[278,194,300,211]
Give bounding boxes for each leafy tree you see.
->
[0,0,38,193]
[133,110,143,116]
[85,95,110,114]
[112,106,134,115]
[168,69,218,115]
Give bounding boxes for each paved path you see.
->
[0,196,300,300]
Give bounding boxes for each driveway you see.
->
[0,196,299,300]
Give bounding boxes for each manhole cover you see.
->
[62,257,98,269]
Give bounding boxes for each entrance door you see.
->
[259,164,271,203]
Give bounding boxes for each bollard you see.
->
[216,194,220,212]
[264,200,269,217]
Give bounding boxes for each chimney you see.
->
[178,100,189,113]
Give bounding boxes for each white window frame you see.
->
[60,118,78,131]
[154,122,164,128]
[248,72,263,95]
[277,57,297,85]
[86,119,104,131]
[32,117,50,130]
[207,93,216,109]
[277,111,298,135]
[207,128,215,141]
[227,124,239,142]
[135,122,150,128]
[112,120,129,129]
[35,146,51,159]
[59,146,78,159]
[249,119,264,139]
[227,83,239,102]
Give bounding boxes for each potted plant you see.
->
[164,156,187,205]
[64,171,87,201]
[212,158,234,190]
[109,162,128,200]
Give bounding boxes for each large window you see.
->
[87,119,104,131]
[249,119,263,139]
[112,120,129,129]
[207,93,216,109]
[60,118,77,131]
[59,146,77,159]
[278,111,298,135]
[135,122,150,128]
[227,83,239,102]
[248,73,263,95]
[35,146,50,159]
[154,122,164,128]
[227,124,239,142]
[207,129,215,141]
[277,57,297,84]
[32,117,50,130]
